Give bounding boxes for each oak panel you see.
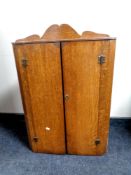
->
[62,41,102,155]
[96,40,116,155]
[15,24,113,43]
[13,43,66,154]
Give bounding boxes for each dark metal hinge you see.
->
[95,138,101,145]
[33,137,39,142]
[98,55,106,64]
[21,58,28,68]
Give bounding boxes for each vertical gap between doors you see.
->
[60,42,67,154]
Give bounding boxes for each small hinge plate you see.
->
[95,138,101,145]
[21,58,28,68]
[98,55,106,64]
[33,137,39,142]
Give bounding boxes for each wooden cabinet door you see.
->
[13,42,66,154]
[61,40,115,155]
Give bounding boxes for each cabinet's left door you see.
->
[13,42,66,154]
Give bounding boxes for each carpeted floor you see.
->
[0,115,131,175]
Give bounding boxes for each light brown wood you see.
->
[13,45,37,152]
[13,42,66,154]
[13,24,116,155]
[15,24,114,43]
[61,40,116,155]
[96,40,116,155]
[81,31,109,38]
[62,41,101,155]
[16,34,40,42]
[42,24,80,40]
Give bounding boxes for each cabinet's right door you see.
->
[62,40,115,155]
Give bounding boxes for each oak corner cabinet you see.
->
[12,24,116,155]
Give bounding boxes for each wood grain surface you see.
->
[13,24,116,155]
[62,41,102,155]
[96,40,116,155]
[15,24,114,43]
[13,42,66,154]
[61,40,116,155]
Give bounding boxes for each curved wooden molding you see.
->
[81,31,109,38]
[15,24,110,43]
[16,34,40,42]
[41,24,80,40]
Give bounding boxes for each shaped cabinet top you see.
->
[14,24,116,44]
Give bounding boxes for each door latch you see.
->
[21,58,28,68]
[64,94,69,101]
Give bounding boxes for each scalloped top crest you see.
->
[15,24,110,43]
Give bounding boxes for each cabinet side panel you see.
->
[97,40,116,155]
[13,45,37,151]
[62,41,101,155]
[13,43,66,154]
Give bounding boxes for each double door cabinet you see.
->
[13,24,116,155]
